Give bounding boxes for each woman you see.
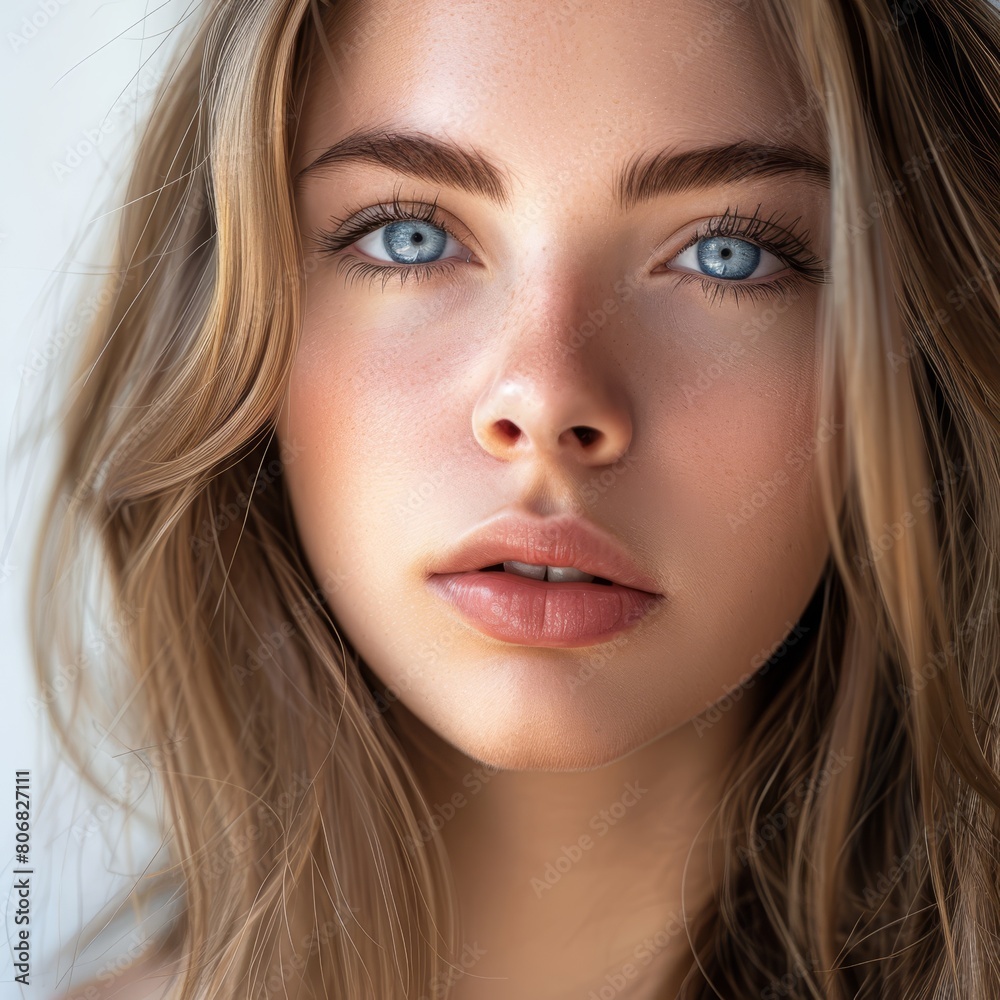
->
[33,0,1000,997]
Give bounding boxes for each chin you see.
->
[391,663,682,773]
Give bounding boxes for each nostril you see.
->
[573,425,600,446]
[496,418,521,442]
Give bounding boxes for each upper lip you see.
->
[428,510,663,594]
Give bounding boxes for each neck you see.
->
[387,680,766,1000]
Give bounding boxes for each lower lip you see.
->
[426,570,664,647]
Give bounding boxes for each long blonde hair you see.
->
[29,0,1000,996]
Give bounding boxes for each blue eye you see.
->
[354,219,468,265]
[315,201,822,299]
[671,235,784,281]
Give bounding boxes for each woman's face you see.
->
[277,0,835,770]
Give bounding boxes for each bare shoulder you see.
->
[52,950,182,1000]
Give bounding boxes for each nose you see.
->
[471,286,633,469]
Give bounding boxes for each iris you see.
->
[696,236,760,279]
[382,221,448,264]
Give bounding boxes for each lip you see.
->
[425,511,665,647]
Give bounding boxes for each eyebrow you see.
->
[294,129,829,210]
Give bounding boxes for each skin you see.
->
[276,0,839,995]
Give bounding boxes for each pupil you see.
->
[720,247,732,258]
[412,232,423,243]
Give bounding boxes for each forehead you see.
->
[293,0,824,179]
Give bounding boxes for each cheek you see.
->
[612,293,842,676]
[635,282,823,524]
[288,269,474,435]
[624,292,830,702]
[276,300,466,646]
[664,353,827,584]
[284,282,442,461]
[671,319,820,534]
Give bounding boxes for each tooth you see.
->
[546,565,595,583]
[502,560,547,579]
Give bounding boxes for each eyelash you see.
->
[308,194,827,304]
